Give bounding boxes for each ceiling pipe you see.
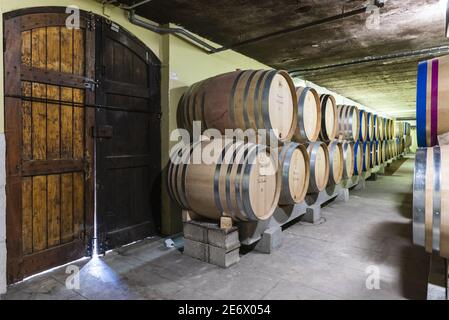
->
[127,10,220,53]
[119,0,153,10]
[289,46,449,76]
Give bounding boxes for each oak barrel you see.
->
[359,110,368,141]
[337,105,360,141]
[179,70,297,142]
[413,146,449,258]
[353,141,364,176]
[168,139,280,222]
[342,141,355,180]
[278,143,310,205]
[294,87,321,143]
[307,142,330,193]
[319,94,338,142]
[366,112,375,141]
[417,55,449,147]
[327,140,344,186]
[362,141,371,172]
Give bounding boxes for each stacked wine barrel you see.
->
[416,55,449,147]
[413,145,449,259]
[168,69,407,224]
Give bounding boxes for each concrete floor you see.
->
[1,156,429,300]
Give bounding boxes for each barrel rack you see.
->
[238,154,403,253]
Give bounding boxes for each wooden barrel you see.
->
[404,122,411,136]
[417,55,449,147]
[366,112,375,141]
[353,141,364,176]
[395,122,404,138]
[375,140,383,165]
[413,146,449,258]
[294,87,321,143]
[369,141,377,168]
[278,143,310,205]
[373,115,379,141]
[168,139,280,222]
[327,141,344,186]
[381,141,387,163]
[342,141,355,179]
[359,110,368,141]
[179,70,297,143]
[362,141,371,172]
[307,142,330,193]
[337,105,360,141]
[319,94,338,142]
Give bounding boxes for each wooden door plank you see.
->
[21,82,32,160]
[31,27,47,69]
[61,28,73,74]
[47,85,60,159]
[32,83,47,160]
[21,30,32,67]
[73,89,84,160]
[22,177,33,254]
[32,176,47,251]
[61,87,73,159]
[73,172,84,239]
[46,27,60,72]
[61,173,73,243]
[73,29,84,76]
[47,174,61,247]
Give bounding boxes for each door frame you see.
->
[3,7,96,284]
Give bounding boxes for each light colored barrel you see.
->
[366,113,375,141]
[353,141,364,176]
[373,115,379,141]
[342,141,354,179]
[378,116,385,140]
[375,141,382,165]
[278,143,310,205]
[381,140,387,163]
[168,139,280,222]
[369,141,377,168]
[362,141,371,172]
[327,141,344,186]
[307,142,330,193]
[319,94,338,142]
[359,110,368,141]
[413,146,449,258]
[179,70,297,143]
[294,87,321,143]
[337,105,360,141]
[416,56,449,147]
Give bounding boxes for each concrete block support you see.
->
[254,227,283,254]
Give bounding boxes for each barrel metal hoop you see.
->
[413,148,427,247]
[229,71,246,127]
[280,143,298,203]
[242,70,259,131]
[297,88,311,141]
[253,70,270,132]
[213,140,236,214]
[261,70,278,139]
[237,144,259,221]
[433,146,442,253]
[225,141,246,218]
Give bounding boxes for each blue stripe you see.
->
[416,61,428,147]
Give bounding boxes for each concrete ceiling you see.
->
[118,0,449,118]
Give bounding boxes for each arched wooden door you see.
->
[4,9,96,283]
[95,18,161,252]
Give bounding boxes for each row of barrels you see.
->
[416,55,449,147]
[178,69,396,145]
[337,105,397,142]
[413,145,449,259]
[168,138,405,223]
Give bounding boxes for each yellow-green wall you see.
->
[0,0,270,235]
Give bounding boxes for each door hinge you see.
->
[111,22,120,32]
[84,78,99,92]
